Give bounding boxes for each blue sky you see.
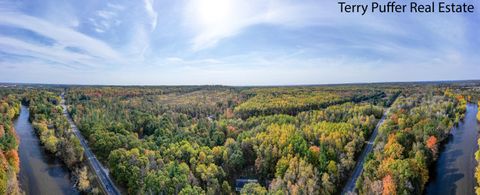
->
[0,0,479,85]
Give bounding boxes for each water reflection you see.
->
[15,105,79,195]
[426,103,479,195]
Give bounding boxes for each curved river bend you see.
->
[426,103,479,195]
[15,105,79,195]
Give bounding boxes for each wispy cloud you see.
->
[0,0,478,85]
[89,4,124,34]
[183,0,327,50]
[144,0,158,31]
[0,12,120,61]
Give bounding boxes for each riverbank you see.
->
[425,103,479,194]
[15,105,79,195]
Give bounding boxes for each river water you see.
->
[14,105,79,195]
[426,103,479,195]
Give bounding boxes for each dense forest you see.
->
[64,86,392,194]
[358,89,466,194]
[234,87,388,119]
[0,82,479,195]
[0,93,21,194]
[23,90,100,193]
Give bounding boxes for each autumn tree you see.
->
[240,183,267,195]
[426,136,438,158]
[77,166,90,191]
[270,155,320,194]
[382,174,396,195]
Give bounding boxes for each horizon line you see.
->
[1,78,480,88]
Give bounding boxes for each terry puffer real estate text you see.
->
[338,1,475,15]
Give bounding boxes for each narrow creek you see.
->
[15,105,79,195]
[426,103,479,194]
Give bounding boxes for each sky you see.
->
[0,0,479,85]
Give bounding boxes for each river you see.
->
[14,105,79,195]
[426,103,479,195]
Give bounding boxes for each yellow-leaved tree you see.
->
[475,101,480,195]
[477,101,480,122]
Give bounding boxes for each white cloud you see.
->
[0,0,478,85]
[164,56,223,66]
[144,0,158,31]
[119,0,158,59]
[0,10,126,73]
[95,28,105,33]
[107,3,125,11]
[0,36,103,70]
[0,12,120,61]
[90,4,125,33]
[97,10,117,20]
[183,0,326,50]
